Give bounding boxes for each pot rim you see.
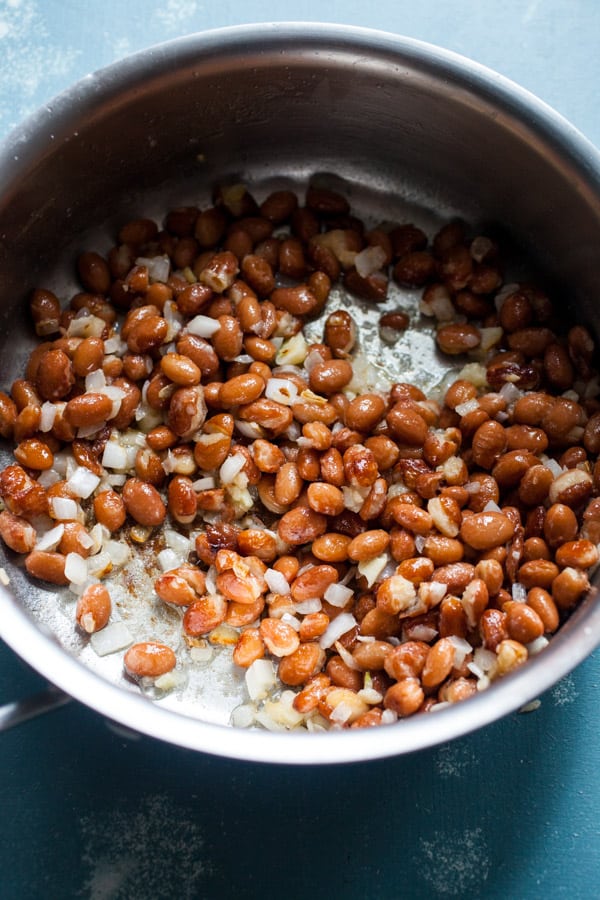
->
[1,22,600,764]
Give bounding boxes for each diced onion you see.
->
[67,314,105,338]
[105,540,132,567]
[474,647,498,672]
[330,702,354,725]
[265,568,291,595]
[231,704,256,728]
[87,551,112,579]
[499,382,522,404]
[527,635,549,655]
[358,687,384,705]
[245,658,277,701]
[234,420,264,439]
[334,640,360,670]
[294,598,322,615]
[106,473,127,487]
[511,582,528,602]
[103,336,128,355]
[414,534,426,553]
[65,552,88,585]
[357,553,388,589]
[265,378,299,406]
[192,476,216,491]
[186,315,221,338]
[190,644,214,665]
[37,469,61,488]
[409,625,438,642]
[324,582,354,608]
[447,635,473,668]
[420,581,448,606]
[455,398,479,417]
[158,549,180,572]
[355,244,387,278]
[281,613,301,632]
[164,529,191,554]
[135,254,170,283]
[545,457,563,478]
[35,523,65,552]
[275,332,308,366]
[319,612,357,650]
[85,370,107,392]
[39,402,57,432]
[482,500,502,513]
[219,453,246,484]
[102,442,129,470]
[304,350,324,374]
[50,497,78,520]
[253,710,285,732]
[67,466,101,499]
[90,621,133,656]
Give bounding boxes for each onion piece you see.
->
[265,378,299,406]
[219,453,246,484]
[245,658,277,701]
[49,497,79,520]
[67,466,101,499]
[354,244,387,278]
[357,553,389,589]
[135,254,170,283]
[192,476,216,491]
[511,582,528,602]
[324,582,353,608]
[265,568,291,595]
[90,621,133,657]
[34,523,65,552]
[231,704,256,728]
[319,612,357,650]
[39,402,57,432]
[65,552,88,585]
[334,640,360,670]
[281,612,301,632]
[455,398,479,417]
[294,598,322,615]
[102,442,129,470]
[526,635,549,656]
[85,369,107,392]
[105,540,132,568]
[447,635,473,668]
[186,315,221,338]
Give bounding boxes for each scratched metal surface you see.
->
[0,2,600,899]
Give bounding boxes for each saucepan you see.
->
[0,23,599,764]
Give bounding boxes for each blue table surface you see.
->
[1,2,600,898]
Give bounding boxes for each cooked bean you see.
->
[65,393,113,427]
[122,478,166,527]
[460,511,515,550]
[25,550,68,585]
[76,584,112,633]
[0,510,36,553]
[124,642,176,678]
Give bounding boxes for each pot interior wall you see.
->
[1,35,600,339]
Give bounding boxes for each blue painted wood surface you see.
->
[1,2,599,897]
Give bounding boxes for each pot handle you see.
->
[0,685,71,732]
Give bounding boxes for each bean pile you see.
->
[0,181,599,731]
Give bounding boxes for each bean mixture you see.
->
[0,181,599,731]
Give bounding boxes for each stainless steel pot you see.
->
[1,23,600,764]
